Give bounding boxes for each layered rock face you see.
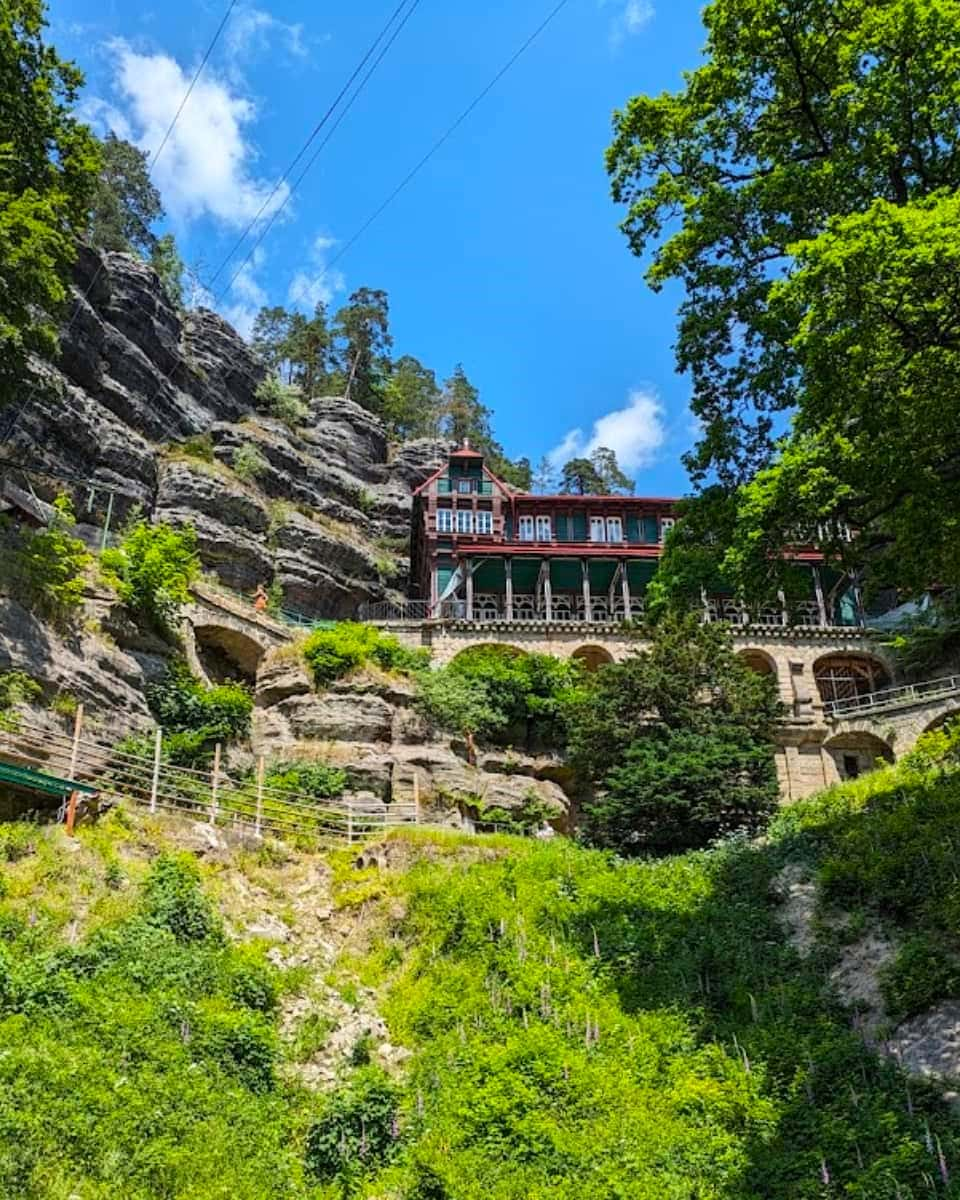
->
[6,246,447,617]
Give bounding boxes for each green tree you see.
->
[332,287,392,412]
[150,232,184,308]
[560,457,605,495]
[87,132,163,254]
[0,0,100,412]
[438,365,493,447]
[491,453,532,491]
[607,0,960,490]
[285,302,332,398]
[0,494,92,625]
[382,355,441,440]
[102,518,200,636]
[251,306,295,379]
[569,614,780,854]
[591,447,634,495]
[532,455,556,493]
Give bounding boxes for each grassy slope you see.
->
[0,743,959,1197]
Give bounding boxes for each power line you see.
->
[206,0,417,296]
[324,0,574,275]
[66,0,239,333]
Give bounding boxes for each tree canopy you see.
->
[607,0,960,603]
[560,447,633,495]
[569,614,780,854]
[0,0,100,412]
[87,132,162,255]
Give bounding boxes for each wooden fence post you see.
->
[210,743,221,825]
[150,727,162,814]
[255,755,265,837]
[65,790,79,837]
[68,703,84,779]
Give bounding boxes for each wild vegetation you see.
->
[0,495,92,625]
[302,622,429,688]
[101,518,200,636]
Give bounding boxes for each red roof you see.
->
[449,446,484,459]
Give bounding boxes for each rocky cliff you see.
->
[6,245,447,618]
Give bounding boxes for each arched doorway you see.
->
[572,645,615,673]
[814,654,889,708]
[193,624,266,684]
[738,649,777,678]
[823,732,894,783]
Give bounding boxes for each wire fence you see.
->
[0,709,419,844]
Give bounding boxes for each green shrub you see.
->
[233,442,269,483]
[305,1067,399,1182]
[228,947,278,1015]
[255,375,309,427]
[0,671,41,729]
[138,661,253,766]
[101,519,199,635]
[178,433,214,462]
[303,622,428,687]
[141,854,224,944]
[0,497,91,625]
[880,934,960,1020]
[197,1003,277,1092]
[262,760,347,801]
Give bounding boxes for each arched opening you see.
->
[814,654,889,707]
[572,645,615,673]
[448,643,527,669]
[738,649,777,677]
[922,709,960,736]
[823,732,894,783]
[194,624,265,685]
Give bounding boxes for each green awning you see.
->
[0,761,98,800]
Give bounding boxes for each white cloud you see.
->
[603,0,654,46]
[96,38,289,228]
[287,234,346,311]
[547,389,667,475]
[225,6,307,64]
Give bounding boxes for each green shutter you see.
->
[572,513,587,541]
[437,567,454,596]
[626,516,641,544]
[555,515,569,541]
[642,516,659,543]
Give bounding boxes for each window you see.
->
[456,509,474,534]
[660,517,676,543]
[476,510,493,535]
[518,515,535,542]
[436,508,453,533]
[536,515,552,541]
[590,517,606,543]
[606,517,623,542]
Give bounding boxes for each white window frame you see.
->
[590,516,606,543]
[456,478,474,494]
[535,515,552,542]
[476,510,493,535]
[660,517,676,543]
[606,517,624,543]
[436,508,453,533]
[456,508,474,535]
[518,515,535,542]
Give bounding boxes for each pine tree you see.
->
[87,133,164,255]
[331,288,392,413]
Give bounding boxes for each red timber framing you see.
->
[409,443,861,629]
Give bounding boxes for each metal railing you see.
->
[0,715,417,844]
[192,579,336,634]
[825,674,960,719]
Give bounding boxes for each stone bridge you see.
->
[183,584,293,684]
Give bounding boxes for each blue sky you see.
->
[47,0,707,496]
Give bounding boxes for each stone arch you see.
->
[193,623,266,684]
[922,708,960,736]
[738,648,777,677]
[813,653,890,707]
[572,645,615,673]
[823,731,894,783]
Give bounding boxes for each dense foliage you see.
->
[86,131,162,255]
[141,661,253,767]
[608,0,960,603]
[0,495,92,625]
[303,622,429,687]
[261,759,347,802]
[569,615,781,853]
[0,0,100,413]
[559,446,634,496]
[101,518,200,636]
[0,847,295,1198]
[417,644,581,757]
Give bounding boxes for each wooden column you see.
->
[581,558,592,623]
[813,567,828,628]
[465,557,474,622]
[543,560,553,623]
[505,557,514,623]
[621,559,631,618]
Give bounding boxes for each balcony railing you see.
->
[825,674,960,719]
